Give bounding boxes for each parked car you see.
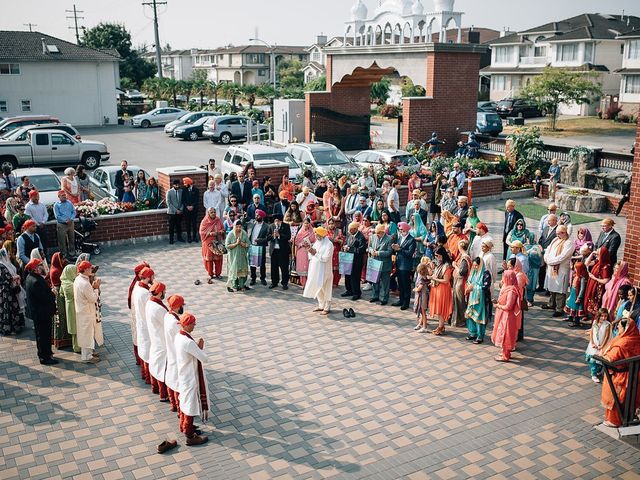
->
[89,165,151,198]
[164,111,218,136]
[173,116,212,141]
[221,145,301,181]
[131,107,188,128]
[476,112,503,136]
[496,99,543,118]
[351,149,420,171]
[0,130,109,170]
[285,142,359,177]
[0,115,60,136]
[477,101,497,112]
[0,123,81,142]
[202,115,268,144]
[124,89,145,101]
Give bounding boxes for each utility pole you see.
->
[142,0,167,78]
[65,5,84,44]
[23,23,38,32]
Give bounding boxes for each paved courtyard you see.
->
[1,200,639,480]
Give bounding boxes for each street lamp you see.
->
[249,38,277,94]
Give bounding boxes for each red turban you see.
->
[57,190,66,196]
[24,258,42,271]
[149,281,166,295]
[139,267,154,279]
[255,209,266,219]
[3,224,13,233]
[477,222,488,233]
[179,312,196,326]
[77,260,92,272]
[134,262,149,275]
[21,219,36,231]
[167,295,184,310]
[183,177,193,186]
[28,190,39,199]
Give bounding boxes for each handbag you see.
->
[338,251,354,275]
[249,245,263,268]
[365,257,383,284]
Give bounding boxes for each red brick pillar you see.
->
[623,118,640,285]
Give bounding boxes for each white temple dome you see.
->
[351,0,368,21]
[412,0,425,15]
[434,0,455,12]
[375,0,402,16]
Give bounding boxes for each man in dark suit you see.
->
[271,193,290,220]
[340,222,367,301]
[230,172,253,210]
[114,160,133,202]
[368,224,393,305]
[182,177,200,243]
[24,258,58,365]
[247,210,269,285]
[392,222,417,310]
[246,194,267,222]
[537,214,558,291]
[268,213,291,290]
[503,199,524,260]
[595,218,621,265]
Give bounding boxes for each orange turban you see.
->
[149,281,166,295]
[179,312,196,326]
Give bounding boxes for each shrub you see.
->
[507,127,546,179]
[379,104,400,118]
[604,105,622,120]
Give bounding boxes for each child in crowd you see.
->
[612,286,635,337]
[122,182,136,203]
[532,169,543,198]
[565,262,587,328]
[251,180,264,204]
[413,260,432,333]
[585,308,612,383]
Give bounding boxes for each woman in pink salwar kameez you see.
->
[294,217,316,287]
[491,270,521,362]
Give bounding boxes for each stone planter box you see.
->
[556,190,608,213]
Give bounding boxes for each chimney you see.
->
[468,31,480,44]
[316,34,328,46]
[41,38,47,54]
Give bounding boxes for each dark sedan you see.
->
[496,99,544,118]
[172,116,209,141]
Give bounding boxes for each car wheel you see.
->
[0,157,17,171]
[220,132,232,144]
[189,131,199,141]
[141,119,151,128]
[82,152,101,169]
[93,247,101,255]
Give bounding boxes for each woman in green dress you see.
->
[463,205,481,247]
[59,263,81,353]
[225,220,250,292]
[409,212,428,268]
[506,218,534,248]
[465,256,488,343]
[49,252,71,349]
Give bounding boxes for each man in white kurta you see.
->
[73,260,103,363]
[175,312,209,446]
[543,225,574,316]
[146,281,169,400]
[132,267,154,384]
[164,294,184,412]
[128,262,149,368]
[203,176,228,220]
[470,223,493,260]
[303,227,335,314]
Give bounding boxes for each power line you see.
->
[65,4,85,44]
[23,23,38,32]
[142,0,167,78]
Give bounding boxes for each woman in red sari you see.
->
[199,207,225,283]
[601,318,640,427]
[585,246,612,317]
[491,270,521,362]
[326,218,344,287]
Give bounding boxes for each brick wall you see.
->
[400,175,503,208]
[157,168,208,224]
[623,117,640,285]
[254,166,289,190]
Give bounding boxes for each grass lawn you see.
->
[503,117,636,137]
[496,202,600,225]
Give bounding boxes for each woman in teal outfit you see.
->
[525,244,543,306]
[465,256,487,343]
[409,212,428,268]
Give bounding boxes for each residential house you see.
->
[481,14,640,115]
[142,49,193,80]
[303,35,328,84]
[0,30,119,126]
[616,28,640,115]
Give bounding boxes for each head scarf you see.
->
[572,262,587,288]
[60,264,78,291]
[573,227,593,252]
[75,253,90,266]
[410,212,428,239]
[398,222,410,232]
[77,260,92,273]
[25,258,42,272]
[467,205,480,229]
[200,207,224,239]
[314,227,328,238]
[0,247,16,276]
[30,248,48,274]
[428,221,445,240]
[591,246,612,279]
[509,219,531,243]
[499,270,521,320]
[602,261,632,312]
[49,252,66,287]
[149,281,166,295]
[167,295,185,311]
[21,219,37,232]
[512,258,529,289]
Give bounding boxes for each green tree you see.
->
[141,77,165,101]
[277,59,304,90]
[191,70,211,107]
[220,82,242,111]
[371,78,391,105]
[520,66,602,130]
[161,78,179,107]
[177,79,193,105]
[81,22,156,88]
[401,78,425,97]
[305,75,326,91]
[241,84,258,109]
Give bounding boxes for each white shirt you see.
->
[296,192,317,211]
[132,283,152,362]
[203,184,228,218]
[250,221,263,244]
[25,201,48,225]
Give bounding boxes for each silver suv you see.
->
[202,115,267,144]
[286,142,358,176]
[164,111,218,136]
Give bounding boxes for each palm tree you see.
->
[142,77,164,102]
[220,82,242,112]
[162,78,179,107]
[242,85,258,109]
[177,79,193,106]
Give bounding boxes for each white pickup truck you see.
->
[0,129,109,170]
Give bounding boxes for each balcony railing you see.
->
[593,354,640,430]
[519,56,548,65]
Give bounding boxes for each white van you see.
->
[221,145,301,181]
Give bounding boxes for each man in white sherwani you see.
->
[175,312,209,446]
[73,260,103,363]
[543,225,574,317]
[146,281,169,401]
[303,226,335,315]
[202,176,228,220]
[164,294,184,412]
[132,267,154,384]
[127,262,148,369]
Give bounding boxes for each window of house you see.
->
[534,45,547,57]
[0,101,6,112]
[247,54,265,64]
[494,47,511,63]
[258,69,266,77]
[556,43,578,62]
[584,42,594,62]
[0,63,20,75]
[628,40,640,60]
[21,100,31,112]
[492,75,507,90]
[625,75,640,94]
[311,51,321,62]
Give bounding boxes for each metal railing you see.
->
[593,354,640,428]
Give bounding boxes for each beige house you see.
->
[142,49,193,80]
[616,28,640,115]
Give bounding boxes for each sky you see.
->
[1,0,638,49]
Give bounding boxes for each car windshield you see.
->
[312,149,350,166]
[484,113,501,122]
[28,174,61,192]
[178,113,193,121]
[497,101,514,108]
[392,155,418,166]
[253,153,298,168]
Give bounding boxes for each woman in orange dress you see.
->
[600,318,640,427]
[278,175,295,202]
[428,246,453,336]
[199,207,225,282]
[491,270,521,362]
